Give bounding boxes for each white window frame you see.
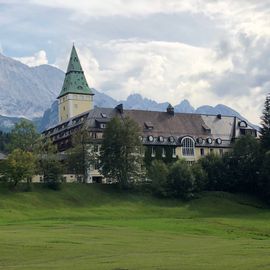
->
[172,147,176,158]
[162,147,166,158]
[151,147,156,158]
[181,137,195,157]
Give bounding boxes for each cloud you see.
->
[2,0,270,124]
[25,0,270,38]
[55,39,231,111]
[14,50,48,67]
[54,36,270,124]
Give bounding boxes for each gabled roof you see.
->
[58,45,94,98]
[123,109,209,138]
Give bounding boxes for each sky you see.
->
[1,0,270,124]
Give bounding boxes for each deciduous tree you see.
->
[35,138,63,190]
[9,119,39,152]
[1,149,36,188]
[100,117,144,188]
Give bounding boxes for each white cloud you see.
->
[3,0,270,124]
[28,0,197,17]
[54,38,268,124]
[14,50,48,67]
[56,40,233,112]
[27,0,270,37]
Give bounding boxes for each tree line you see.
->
[0,94,269,201]
[99,94,270,202]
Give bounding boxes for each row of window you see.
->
[149,146,224,158]
[144,135,222,146]
[59,94,92,103]
[150,147,177,158]
[200,148,224,156]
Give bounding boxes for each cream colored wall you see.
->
[58,94,93,122]
[32,174,83,183]
[176,146,229,162]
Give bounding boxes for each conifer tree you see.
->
[261,94,270,151]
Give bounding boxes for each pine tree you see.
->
[261,94,270,151]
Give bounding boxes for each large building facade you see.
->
[43,46,258,183]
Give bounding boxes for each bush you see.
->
[228,135,262,193]
[43,159,62,191]
[258,151,270,201]
[1,149,36,189]
[147,160,169,197]
[191,162,207,192]
[199,153,226,191]
[167,159,195,200]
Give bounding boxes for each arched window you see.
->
[182,137,195,156]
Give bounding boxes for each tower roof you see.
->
[58,45,94,98]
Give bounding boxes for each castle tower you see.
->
[58,45,94,122]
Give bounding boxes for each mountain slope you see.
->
[0,53,254,132]
[0,53,64,118]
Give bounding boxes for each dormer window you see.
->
[238,120,247,128]
[101,113,107,118]
[202,123,211,133]
[196,137,204,144]
[148,135,154,142]
[145,122,154,130]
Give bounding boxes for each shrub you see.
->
[191,162,207,192]
[258,151,270,201]
[43,159,63,190]
[147,160,169,197]
[167,159,195,200]
[199,153,226,191]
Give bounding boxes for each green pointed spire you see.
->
[58,45,94,98]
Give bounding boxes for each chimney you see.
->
[167,104,174,116]
[115,104,123,114]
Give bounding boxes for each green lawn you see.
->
[0,184,270,269]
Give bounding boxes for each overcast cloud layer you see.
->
[1,0,270,124]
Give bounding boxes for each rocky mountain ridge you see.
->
[0,53,250,132]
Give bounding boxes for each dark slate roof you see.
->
[123,109,210,138]
[84,107,117,131]
[45,106,252,148]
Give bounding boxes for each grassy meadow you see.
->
[0,184,270,269]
